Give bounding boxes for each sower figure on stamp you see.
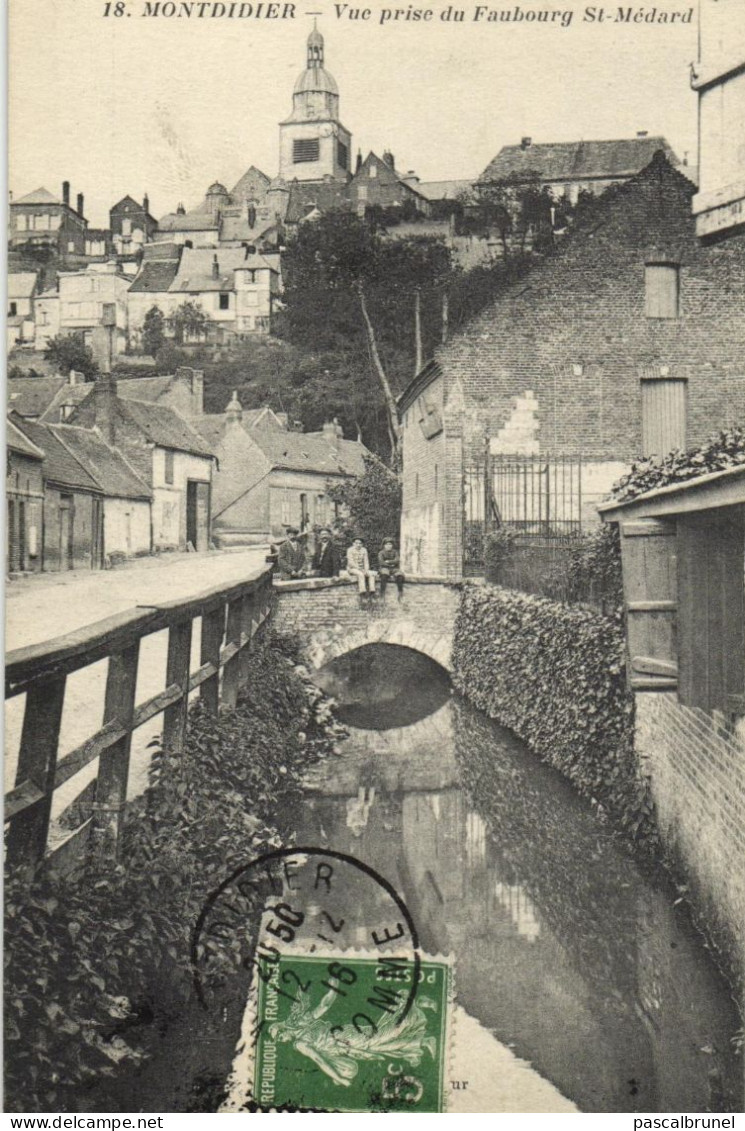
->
[277,527,306,580]
[346,537,376,596]
[377,537,405,600]
[310,528,338,578]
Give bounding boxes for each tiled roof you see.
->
[219,215,277,244]
[416,179,474,201]
[142,241,182,261]
[8,272,39,299]
[7,416,45,460]
[285,180,351,224]
[157,210,219,232]
[250,428,366,476]
[128,260,180,293]
[50,425,152,500]
[41,375,189,422]
[12,187,61,206]
[189,406,283,448]
[169,247,255,292]
[121,399,215,458]
[7,377,66,418]
[479,136,679,184]
[14,417,102,492]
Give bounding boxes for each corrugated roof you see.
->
[480,136,679,184]
[50,425,152,500]
[250,428,366,476]
[128,260,180,293]
[12,187,61,206]
[7,416,45,460]
[15,417,102,492]
[8,272,39,299]
[7,377,66,418]
[121,399,215,458]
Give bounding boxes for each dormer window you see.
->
[645,261,680,319]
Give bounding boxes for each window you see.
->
[315,494,327,525]
[641,376,687,457]
[645,263,680,319]
[219,293,230,310]
[122,218,132,236]
[68,241,75,252]
[16,215,27,231]
[337,140,348,170]
[8,302,17,316]
[293,138,320,164]
[281,493,290,526]
[369,165,377,178]
[164,450,174,485]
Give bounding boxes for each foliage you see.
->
[326,452,402,560]
[8,365,46,380]
[452,585,658,851]
[4,634,341,1112]
[169,301,208,345]
[610,427,745,504]
[141,305,166,358]
[483,528,517,579]
[44,332,97,380]
[460,173,555,255]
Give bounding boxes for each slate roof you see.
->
[285,180,350,224]
[142,241,182,261]
[219,215,277,244]
[189,406,284,449]
[479,136,679,184]
[250,428,366,476]
[7,416,45,460]
[14,417,102,493]
[158,210,219,232]
[416,179,473,201]
[8,272,39,299]
[169,247,256,292]
[49,425,152,500]
[12,187,62,206]
[128,260,180,293]
[7,377,67,418]
[119,399,215,458]
[41,375,191,422]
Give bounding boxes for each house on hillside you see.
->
[7,272,39,350]
[7,375,70,420]
[56,261,131,367]
[9,182,89,255]
[110,194,158,257]
[348,152,432,218]
[7,416,45,574]
[197,393,365,544]
[478,134,684,203]
[398,152,745,578]
[11,411,152,569]
[69,375,215,551]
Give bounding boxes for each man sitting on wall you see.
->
[311,528,339,578]
[277,528,306,580]
[378,538,405,600]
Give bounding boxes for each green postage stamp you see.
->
[247,951,452,1112]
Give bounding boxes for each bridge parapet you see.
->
[273,576,461,673]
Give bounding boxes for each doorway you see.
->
[186,482,198,548]
[59,495,74,570]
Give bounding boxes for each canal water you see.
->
[301,644,743,1114]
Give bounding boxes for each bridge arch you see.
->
[273,577,460,674]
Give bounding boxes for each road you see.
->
[5,548,269,841]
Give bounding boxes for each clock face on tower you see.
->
[319,123,338,138]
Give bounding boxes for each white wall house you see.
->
[58,262,130,357]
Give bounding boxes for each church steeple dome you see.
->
[291,23,339,110]
[279,27,352,184]
[307,23,324,66]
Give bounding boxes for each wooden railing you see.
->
[4,566,275,877]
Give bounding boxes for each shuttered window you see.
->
[641,378,687,457]
[293,139,320,164]
[677,507,745,714]
[645,264,679,318]
[620,518,678,691]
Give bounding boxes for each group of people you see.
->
[277,528,405,599]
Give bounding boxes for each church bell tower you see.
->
[278,25,352,183]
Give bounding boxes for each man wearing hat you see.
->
[378,537,405,600]
[311,528,339,578]
[277,528,306,580]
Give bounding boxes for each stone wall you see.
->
[273,577,461,672]
[635,692,745,988]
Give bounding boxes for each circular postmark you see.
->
[191,847,431,1111]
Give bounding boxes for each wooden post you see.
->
[222,598,243,711]
[414,289,423,375]
[163,619,193,754]
[200,606,225,715]
[6,676,66,874]
[239,591,256,689]
[92,643,140,858]
[442,291,449,345]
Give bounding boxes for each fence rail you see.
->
[5,566,275,877]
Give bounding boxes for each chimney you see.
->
[322,419,341,446]
[637,130,649,138]
[520,137,532,150]
[355,150,362,174]
[212,254,219,280]
[143,193,149,214]
[383,150,395,170]
[77,193,84,216]
[191,369,204,413]
[225,390,243,425]
[177,202,185,215]
[90,373,118,445]
[62,180,70,207]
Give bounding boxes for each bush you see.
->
[452,585,658,851]
[326,453,402,561]
[484,528,517,581]
[610,426,745,504]
[4,633,341,1112]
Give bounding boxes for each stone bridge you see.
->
[272,576,461,673]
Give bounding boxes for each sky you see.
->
[9,0,700,228]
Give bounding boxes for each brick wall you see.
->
[43,486,97,571]
[635,692,745,987]
[273,578,460,671]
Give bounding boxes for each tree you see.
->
[141,305,166,357]
[326,453,402,562]
[462,172,554,257]
[169,301,208,345]
[44,333,97,380]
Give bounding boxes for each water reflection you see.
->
[301,646,743,1113]
[313,644,451,729]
